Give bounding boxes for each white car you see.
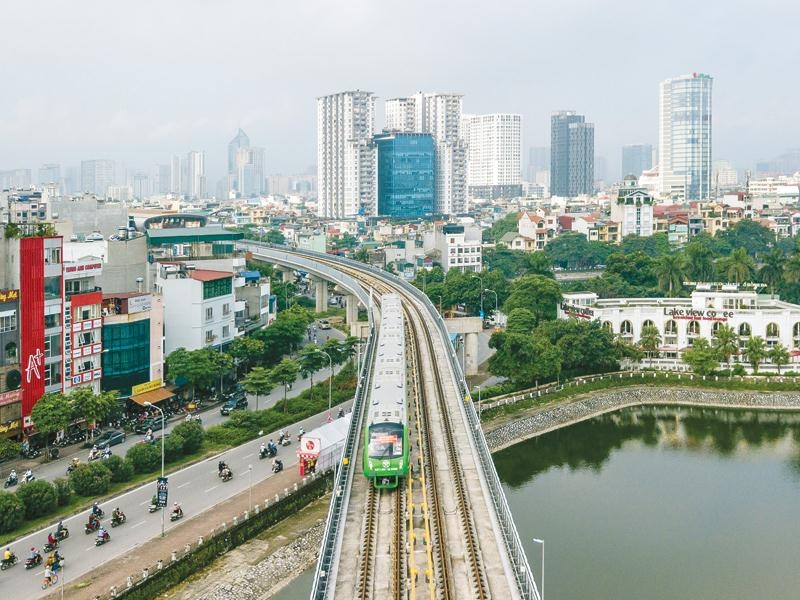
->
[318,319,331,330]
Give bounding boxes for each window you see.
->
[739,323,751,337]
[4,342,17,363]
[205,330,214,344]
[687,321,700,336]
[44,276,62,300]
[44,313,60,329]
[202,278,232,300]
[65,280,82,295]
[44,363,62,387]
[642,319,655,330]
[620,320,633,336]
[766,323,779,338]
[78,332,95,347]
[602,321,612,332]
[222,325,230,339]
[206,307,213,321]
[0,312,16,333]
[222,303,230,316]
[664,320,677,335]
[712,322,722,337]
[793,322,800,347]
[44,334,61,358]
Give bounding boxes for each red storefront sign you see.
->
[19,237,47,418]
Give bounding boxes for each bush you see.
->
[163,433,185,463]
[52,477,72,507]
[0,438,20,461]
[104,455,134,483]
[171,421,204,454]
[126,442,161,474]
[16,479,58,519]
[0,492,25,533]
[69,462,113,496]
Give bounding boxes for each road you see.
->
[1,324,348,599]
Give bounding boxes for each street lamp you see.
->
[484,289,498,320]
[316,349,333,419]
[435,295,443,315]
[248,464,253,512]
[532,537,544,600]
[471,274,484,318]
[476,385,482,419]
[144,401,166,538]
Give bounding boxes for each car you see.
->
[318,319,331,330]
[133,417,165,434]
[220,396,248,416]
[90,430,126,447]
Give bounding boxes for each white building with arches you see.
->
[559,283,800,371]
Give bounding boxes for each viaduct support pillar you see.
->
[313,277,328,313]
[345,295,359,336]
[464,332,479,376]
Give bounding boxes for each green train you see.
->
[363,293,409,489]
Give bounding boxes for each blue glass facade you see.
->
[375,133,435,218]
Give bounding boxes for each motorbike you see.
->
[148,501,161,513]
[221,469,233,482]
[20,447,41,460]
[21,472,35,485]
[278,433,291,447]
[95,532,110,547]
[48,447,59,460]
[25,553,42,569]
[259,446,277,459]
[217,462,229,478]
[43,539,59,553]
[56,527,69,541]
[170,508,184,522]
[272,460,284,474]
[0,553,18,570]
[84,520,101,535]
[3,474,17,488]
[66,462,80,475]
[296,430,305,442]
[110,513,127,527]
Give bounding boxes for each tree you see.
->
[758,249,785,298]
[717,248,755,283]
[682,337,719,376]
[768,343,790,374]
[270,358,300,412]
[69,388,118,436]
[505,308,537,335]
[125,442,162,473]
[712,324,739,373]
[654,255,686,297]
[783,253,800,285]
[163,432,185,463]
[621,233,671,257]
[545,232,593,269]
[717,219,775,258]
[744,336,767,374]
[166,348,215,400]
[638,324,662,367]
[0,492,25,533]
[207,349,234,394]
[171,420,205,454]
[684,239,715,281]
[16,480,57,519]
[30,393,72,455]
[228,336,266,376]
[298,347,328,403]
[482,212,520,243]
[605,251,657,290]
[503,274,562,325]
[241,366,275,411]
[69,461,112,496]
[104,455,134,483]
[487,332,561,387]
[52,477,72,506]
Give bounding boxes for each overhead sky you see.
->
[3,0,799,185]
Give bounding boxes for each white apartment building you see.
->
[461,113,522,199]
[156,265,236,355]
[384,92,467,215]
[560,284,800,371]
[425,223,482,273]
[185,151,206,199]
[658,73,713,201]
[317,90,376,218]
[80,160,115,197]
[63,256,105,394]
[610,176,654,237]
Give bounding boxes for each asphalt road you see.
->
[1,323,347,599]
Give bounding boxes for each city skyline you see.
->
[3,1,800,186]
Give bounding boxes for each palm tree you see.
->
[638,324,662,367]
[654,255,686,297]
[758,249,784,298]
[744,336,767,374]
[783,253,800,285]
[720,248,755,283]
[712,324,739,374]
[768,343,790,375]
[685,242,714,281]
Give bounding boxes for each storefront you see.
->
[296,416,351,476]
[129,379,175,410]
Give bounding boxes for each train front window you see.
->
[368,423,403,459]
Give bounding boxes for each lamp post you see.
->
[144,401,166,538]
[532,537,544,599]
[484,289,498,320]
[435,295,443,315]
[248,464,253,512]
[316,349,333,419]
[472,274,484,318]
[476,385,482,419]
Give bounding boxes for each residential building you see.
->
[374,132,435,217]
[426,223,482,273]
[610,175,654,237]
[462,113,522,199]
[550,111,594,197]
[49,194,127,239]
[2,189,47,225]
[658,72,713,201]
[517,210,557,250]
[132,172,149,200]
[713,160,738,190]
[156,264,236,355]
[317,90,376,218]
[38,163,61,188]
[527,146,550,183]
[621,144,653,179]
[185,151,206,199]
[80,160,115,197]
[228,129,250,176]
[0,169,32,189]
[236,146,265,197]
[169,155,183,196]
[384,93,468,215]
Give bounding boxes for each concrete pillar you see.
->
[345,295,358,325]
[313,277,328,313]
[464,332,479,376]
[277,266,293,283]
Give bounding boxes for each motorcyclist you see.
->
[218,460,227,476]
[29,547,39,561]
[278,429,286,444]
[268,439,277,454]
[47,532,57,548]
[50,550,63,572]
[272,458,283,472]
[337,407,345,418]
[92,502,103,517]
[56,520,65,537]
[96,526,109,541]
[221,465,232,480]
[3,548,12,562]
[43,564,53,587]
[87,514,100,530]
[23,468,33,482]
[297,427,305,441]
[172,502,183,518]
[88,445,99,460]
[259,442,266,456]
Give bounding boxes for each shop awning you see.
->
[130,387,174,407]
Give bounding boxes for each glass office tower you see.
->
[375,132,435,218]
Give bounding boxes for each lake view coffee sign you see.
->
[663,308,733,321]
[561,303,595,319]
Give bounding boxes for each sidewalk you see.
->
[43,467,315,600]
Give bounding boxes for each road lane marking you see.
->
[138,499,150,506]
[204,485,219,493]
[131,520,146,528]
[243,453,254,459]
[177,482,190,489]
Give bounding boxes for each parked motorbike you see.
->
[20,447,41,460]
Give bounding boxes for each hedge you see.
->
[69,462,113,496]
[16,480,58,519]
[0,491,25,533]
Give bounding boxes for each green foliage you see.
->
[69,387,118,426]
[717,220,775,258]
[483,248,553,279]
[743,336,767,373]
[0,492,25,533]
[482,212,519,243]
[52,477,72,506]
[16,480,58,519]
[30,393,72,439]
[620,233,671,257]
[166,347,216,398]
[104,455,135,483]
[254,307,312,364]
[505,308,537,335]
[163,432,185,462]
[654,254,686,296]
[716,247,755,283]
[125,442,162,474]
[0,438,20,461]
[171,420,204,454]
[503,274,562,324]
[768,343,790,374]
[712,324,739,370]
[271,358,301,411]
[229,336,266,374]
[682,337,719,376]
[638,324,662,365]
[605,251,658,290]
[69,461,113,496]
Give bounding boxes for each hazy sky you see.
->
[3,0,799,184]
